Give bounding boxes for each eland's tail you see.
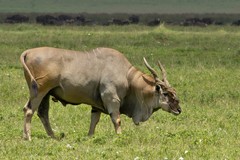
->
[20,51,38,97]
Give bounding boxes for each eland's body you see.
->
[20,47,181,140]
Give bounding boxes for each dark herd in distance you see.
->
[3,14,240,26]
[4,14,156,26]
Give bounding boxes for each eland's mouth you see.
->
[170,106,181,115]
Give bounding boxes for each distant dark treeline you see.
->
[1,13,240,26]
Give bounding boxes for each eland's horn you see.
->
[157,61,170,86]
[143,57,160,82]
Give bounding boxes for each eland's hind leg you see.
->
[23,92,47,141]
[23,100,32,140]
[37,94,55,139]
[88,107,101,136]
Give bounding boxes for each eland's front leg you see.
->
[110,111,121,134]
[104,98,122,134]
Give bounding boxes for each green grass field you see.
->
[0,24,239,159]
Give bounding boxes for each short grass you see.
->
[0,24,239,159]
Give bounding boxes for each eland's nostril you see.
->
[177,108,182,114]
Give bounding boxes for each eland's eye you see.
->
[163,92,168,96]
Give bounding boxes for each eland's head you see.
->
[143,57,181,115]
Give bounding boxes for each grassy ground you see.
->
[0,24,239,159]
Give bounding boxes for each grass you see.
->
[0,24,240,159]
[0,0,240,13]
